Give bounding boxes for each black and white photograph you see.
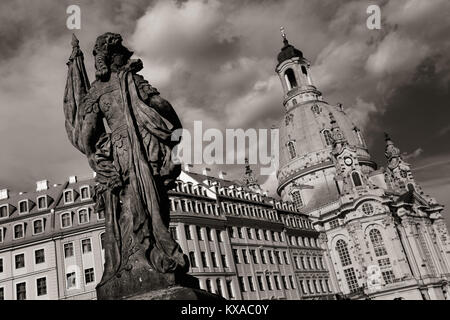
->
[0,0,449,311]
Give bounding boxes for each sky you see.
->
[0,0,449,226]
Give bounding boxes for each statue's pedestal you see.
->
[96,266,223,300]
[125,286,223,300]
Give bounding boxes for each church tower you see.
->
[274,29,450,300]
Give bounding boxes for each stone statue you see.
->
[63,33,197,299]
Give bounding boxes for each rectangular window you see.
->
[260,250,267,264]
[97,211,105,220]
[196,226,204,240]
[256,229,262,240]
[15,254,25,269]
[185,225,192,240]
[66,272,76,289]
[283,251,289,265]
[78,209,89,224]
[250,249,258,264]
[233,249,240,264]
[84,268,95,284]
[189,252,197,268]
[300,280,307,294]
[226,280,234,299]
[36,277,47,296]
[282,276,289,290]
[16,282,26,300]
[221,254,228,268]
[0,228,3,243]
[238,227,244,239]
[211,252,218,268]
[228,227,235,238]
[37,196,47,210]
[257,276,264,291]
[14,224,24,239]
[268,251,274,264]
[238,276,246,292]
[248,276,255,292]
[64,190,73,203]
[64,243,74,258]
[306,280,313,294]
[216,230,222,242]
[344,268,359,293]
[382,270,395,284]
[247,228,253,239]
[0,258,3,273]
[275,251,282,265]
[206,227,212,241]
[33,220,44,234]
[170,227,178,240]
[19,201,28,213]
[82,239,92,254]
[35,249,45,264]
[61,213,72,228]
[201,251,208,268]
[289,275,296,289]
[266,276,273,290]
[242,249,249,264]
[0,205,7,218]
[0,287,4,300]
[274,276,281,290]
[80,187,90,200]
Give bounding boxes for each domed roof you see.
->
[277,38,303,64]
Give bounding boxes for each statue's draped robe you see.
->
[64,47,187,289]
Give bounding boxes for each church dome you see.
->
[277,39,303,65]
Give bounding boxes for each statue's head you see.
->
[93,32,133,81]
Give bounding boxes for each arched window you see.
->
[291,190,303,209]
[287,141,297,159]
[206,279,212,293]
[100,233,105,250]
[369,229,388,257]
[323,130,333,146]
[284,68,298,90]
[352,172,362,187]
[301,65,308,76]
[335,239,351,266]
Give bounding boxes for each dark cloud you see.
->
[0,0,449,230]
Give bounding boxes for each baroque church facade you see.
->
[275,33,450,299]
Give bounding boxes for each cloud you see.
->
[0,0,449,201]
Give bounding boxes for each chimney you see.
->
[184,164,193,172]
[36,180,49,192]
[219,171,227,180]
[202,167,211,176]
[69,176,77,184]
[0,189,9,200]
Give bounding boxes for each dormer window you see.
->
[14,223,24,239]
[0,205,8,218]
[64,190,74,204]
[80,186,90,200]
[33,219,44,235]
[37,196,47,210]
[78,209,89,224]
[18,200,29,214]
[61,212,72,228]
